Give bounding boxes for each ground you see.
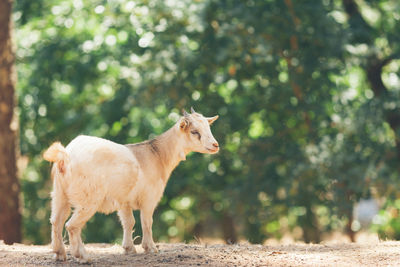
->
[1,240,400,266]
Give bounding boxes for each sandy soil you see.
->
[1,240,400,266]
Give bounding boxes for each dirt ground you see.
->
[1,240,400,266]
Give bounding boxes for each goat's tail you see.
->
[43,142,69,175]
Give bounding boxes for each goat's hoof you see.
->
[75,254,91,264]
[143,244,158,253]
[53,251,66,261]
[123,245,137,254]
[72,250,91,263]
[78,257,91,264]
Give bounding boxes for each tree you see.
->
[0,0,21,244]
[341,0,400,158]
[13,0,400,245]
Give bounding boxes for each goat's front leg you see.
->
[118,206,137,254]
[140,208,158,253]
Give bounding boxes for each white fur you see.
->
[44,111,219,262]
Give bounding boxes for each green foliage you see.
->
[371,199,400,240]
[14,0,400,244]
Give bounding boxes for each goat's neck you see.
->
[155,125,188,182]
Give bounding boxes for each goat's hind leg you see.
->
[118,206,137,254]
[65,207,96,263]
[50,184,71,261]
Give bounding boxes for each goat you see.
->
[43,108,219,262]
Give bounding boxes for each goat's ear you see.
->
[179,117,190,130]
[182,109,190,117]
[207,115,219,125]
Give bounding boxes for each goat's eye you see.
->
[191,130,201,140]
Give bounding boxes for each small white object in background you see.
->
[354,198,380,228]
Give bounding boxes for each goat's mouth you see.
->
[206,147,219,153]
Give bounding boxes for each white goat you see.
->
[43,108,219,262]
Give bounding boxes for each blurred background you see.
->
[1,0,400,245]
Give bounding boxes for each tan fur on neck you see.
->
[126,122,187,183]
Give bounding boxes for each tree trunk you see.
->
[302,205,321,243]
[342,0,400,160]
[366,55,400,159]
[0,0,21,244]
[221,212,237,244]
[346,208,356,242]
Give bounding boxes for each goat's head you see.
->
[178,107,219,154]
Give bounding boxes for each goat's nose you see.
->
[213,142,219,148]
